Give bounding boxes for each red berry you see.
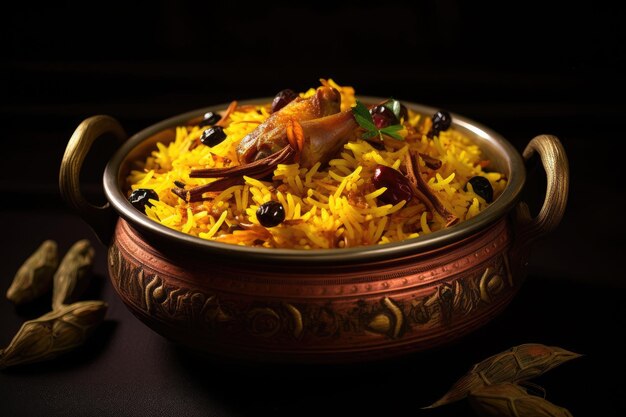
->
[372,165,413,205]
[370,105,400,128]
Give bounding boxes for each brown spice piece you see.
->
[188,139,200,151]
[52,240,95,310]
[427,344,581,408]
[404,151,458,227]
[216,223,273,245]
[419,152,442,170]
[469,383,573,417]
[6,240,58,305]
[282,219,304,226]
[175,145,296,201]
[0,301,107,369]
[215,100,238,127]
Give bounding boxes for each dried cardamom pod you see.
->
[0,300,107,369]
[427,344,581,408]
[469,383,573,417]
[6,240,58,305]
[52,240,95,310]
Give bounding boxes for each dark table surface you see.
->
[2,3,626,416]
[1,204,624,417]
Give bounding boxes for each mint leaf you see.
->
[354,112,377,132]
[380,124,403,132]
[362,130,379,140]
[380,124,404,140]
[352,100,377,129]
[352,99,405,142]
[352,100,371,118]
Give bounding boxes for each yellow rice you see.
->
[127,79,507,249]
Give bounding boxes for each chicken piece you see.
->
[299,110,358,168]
[174,87,358,201]
[237,86,341,163]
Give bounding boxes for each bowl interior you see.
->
[103,97,525,264]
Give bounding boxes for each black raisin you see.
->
[430,110,452,137]
[198,111,222,127]
[256,201,286,227]
[466,176,494,203]
[129,188,159,212]
[200,126,227,147]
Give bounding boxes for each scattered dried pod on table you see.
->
[0,300,107,369]
[468,383,573,417]
[6,240,58,305]
[428,343,581,408]
[52,239,95,310]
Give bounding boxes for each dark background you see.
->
[1,2,625,416]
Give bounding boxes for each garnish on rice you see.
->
[126,79,506,249]
[352,100,405,142]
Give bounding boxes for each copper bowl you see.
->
[59,98,569,362]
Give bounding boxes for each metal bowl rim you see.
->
[103,96,525,263]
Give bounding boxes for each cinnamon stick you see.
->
[405,151,458,227]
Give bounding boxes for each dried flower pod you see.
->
[469,383,573,417]
[428,344,581,408]
[0,300,107,369]
[6,240,58,305]
[52,240,95,310]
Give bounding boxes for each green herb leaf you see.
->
[380,124,404,140]
[380,124,403,132]
[362,130,379,140]
[352,100,377,130]
[352,99,405,142]
[354,112,377,132]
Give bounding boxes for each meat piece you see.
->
[236,86,341,163]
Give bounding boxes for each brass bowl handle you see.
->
[59,115,127,244]
[514,134,569,245]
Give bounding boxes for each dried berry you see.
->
[200,126,227,147]
[198,111,222,127]
[467,176,494,203]
[382,99,408,121]
[429,110,452,137]
[256,201,286,227]
[370,105,400,129]
[398,103,409,121]
[129,189,159,211]
[271,89,298,113]
[372,165,413,205]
